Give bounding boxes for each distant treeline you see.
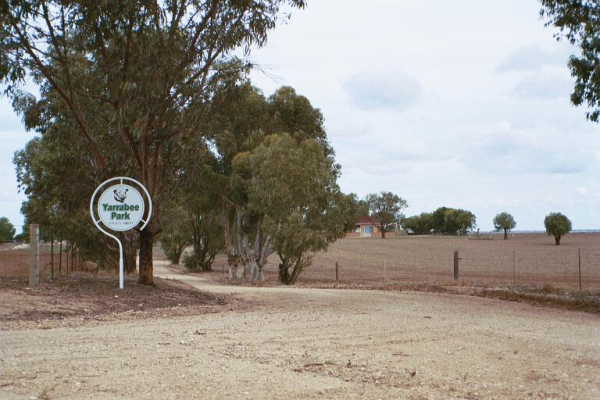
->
[401,207,476,235]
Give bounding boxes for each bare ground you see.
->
[1,262,599,400]
[0,274,231,331]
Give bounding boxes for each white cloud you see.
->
[497,44,572,73]
[343,70,422,111]
[513,71,573,99]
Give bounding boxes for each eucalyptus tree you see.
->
[493,212,516,240]
[544,212,572,245]
[431,207,476,235]
[13,127,122,270]
[0,0,307,284]
[402,213,434,235]
[235,134,350,284]
[365,192,408,238]
[540,1,600,122]
[202,80,340,281]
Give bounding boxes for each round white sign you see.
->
[97,184,145,231]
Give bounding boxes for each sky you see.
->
[1,0,599,232]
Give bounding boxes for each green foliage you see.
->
[540,1,600,122]
[160,208,192,265]
[0,217,15,242]
[14,133,120,268]
[431,207,476,235]
[365,192,408,238]
[239,133,348,284]
[186,216,224,272]
[1,0,307,285]
[544,212,572,245]
[338,193,369,232]
[402,213,434,235]
[202,81,344,282]
[431,207,450,233]
[493,212,516,239]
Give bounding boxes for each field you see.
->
[256,233,600,289]
[0,244,54,279]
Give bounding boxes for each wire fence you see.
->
[0,240,82,281]
[4,232,600,291]
[287,237,600,290]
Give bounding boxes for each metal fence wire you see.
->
[0,237,81,281]
[286,237,600,290]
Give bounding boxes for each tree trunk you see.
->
[380,225,386,239]
[504,229,508,240]
[279,263,291,284]
[555,235,561,246]
[228,255,244,280]
[138,229,154,285]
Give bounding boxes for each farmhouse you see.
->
[348,216,381,238]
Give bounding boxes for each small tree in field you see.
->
[493,212,516,240]
[366,192,408,238]
[544,212,572,245]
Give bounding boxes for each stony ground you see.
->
[1,263,599,400]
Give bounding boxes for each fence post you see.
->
[29,224,40,286]
[50,232,54,280]
[59,240,62,275]
[453,251,459,280]
[578,248,582,291]
[512,249,516,286]
[335,261,339,283]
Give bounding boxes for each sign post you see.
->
[90,177,152,289]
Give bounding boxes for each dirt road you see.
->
[1,263,599,399]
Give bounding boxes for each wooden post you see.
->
[29,224,40,286]
[59,239,62,275]
[453,251,459,280]
[50,232,54,280]
[512,249,516,285]
[578,248,582,291]
[335,261,339,283]
[66,245,69,275]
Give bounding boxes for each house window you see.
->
[354,225,361,233]
[365,225,373,233]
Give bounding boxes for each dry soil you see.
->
[1,262,599,400]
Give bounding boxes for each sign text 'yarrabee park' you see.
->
[90,177,152,289]
[97,184,145,232]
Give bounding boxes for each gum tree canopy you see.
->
[0,0,306,284]
[540,0,600,121]
[365,192,408,239]
[544,212,572,245]
[493,212,516,240]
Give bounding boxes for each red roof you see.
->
[356,216,379,225]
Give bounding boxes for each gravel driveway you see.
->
[1,263,599,399]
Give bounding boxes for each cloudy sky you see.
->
[1,0,599,232]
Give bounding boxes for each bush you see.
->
[183,249,217,272]
[161,233,189,265]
